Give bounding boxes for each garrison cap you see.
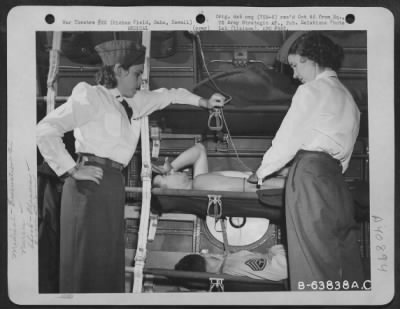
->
[276,31,307,64]
[95,40,146,66]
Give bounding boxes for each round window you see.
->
[204,217,272,249]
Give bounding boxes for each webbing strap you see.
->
[147,214,159,241]
[150,125,161,159]
[132,31,152,294]
[207,195,230,255]
[220,218,231,256]
[46,32,62,114]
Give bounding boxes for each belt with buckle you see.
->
[79,153,124,171]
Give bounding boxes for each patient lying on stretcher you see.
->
[175,244,288,281]
[152,143,286,191]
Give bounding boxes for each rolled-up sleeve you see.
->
[130,88,201,119]
[37,82,100,176]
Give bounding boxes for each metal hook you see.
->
[207,194,222,218]
[209,278,224,292]
[208,108,223,131]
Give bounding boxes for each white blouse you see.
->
[256,70,360,179]
[37,82,201,176]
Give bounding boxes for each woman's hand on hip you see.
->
[69,165,104,184]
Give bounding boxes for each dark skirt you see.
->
[285,150,365,291]
[59,164,125,293]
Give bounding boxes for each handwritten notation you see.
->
[7,141,38,260]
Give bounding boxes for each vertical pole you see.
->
[46,32,62,114]
[132,31,152,293]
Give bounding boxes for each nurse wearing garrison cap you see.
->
[248,32,364,290]
[37,40,226,293]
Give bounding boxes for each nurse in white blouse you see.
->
[248,32,365,290]
[36,40,226,293]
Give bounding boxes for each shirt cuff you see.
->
[172,89,202,107]
[48,156,77,177]
[256,165,272,181]
[183,94,202,107]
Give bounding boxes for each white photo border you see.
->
[7,5,395,306]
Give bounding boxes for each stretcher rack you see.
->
[127,125,370,293]
[125,180,369,292]
[126,186,286,293]
[125,186,287,292]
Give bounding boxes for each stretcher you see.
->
[142,268,287,292]
[127,182,368,225]
[150,188,284,222]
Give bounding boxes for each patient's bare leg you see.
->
[170,143,209,177]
